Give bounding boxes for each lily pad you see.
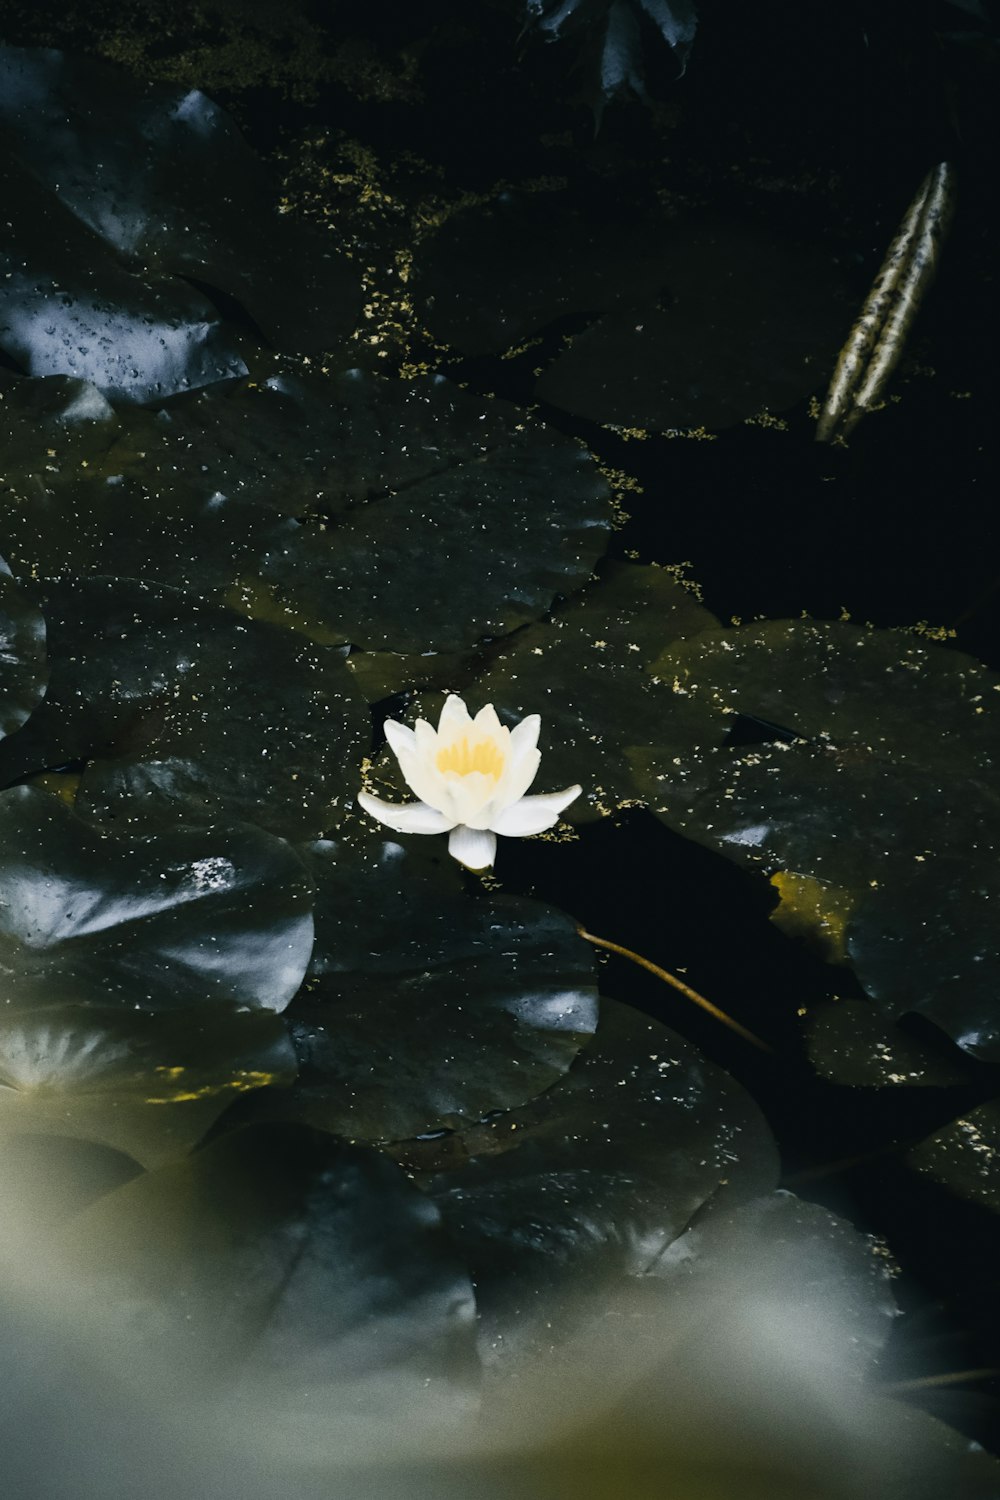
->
[60,1122,478,1430]
[0,45,360,389]
[0,369,612,652]
[228,837,599,1142]
[0,377,278,598]
[805,1000,970,1089]
[0,1003,296,1168]
[471,561,719,820]
[0,786,314,1014]
[0,574,370,841]
[630,621,1000,1062]
[415,191,850,429]
[0,152,250,403]
[255,403,612,652]
[0,557,47,740]
[906,1101,1000,1214]
[414,998,778,1365]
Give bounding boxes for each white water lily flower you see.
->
[357,695,582,870]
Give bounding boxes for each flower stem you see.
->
[577,928,773,1054]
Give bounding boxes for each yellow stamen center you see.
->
[436,735,505,780]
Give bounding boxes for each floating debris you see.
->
[816,162,956,442]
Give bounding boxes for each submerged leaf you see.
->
[415,193,849,428]
[60,1123,478,1431]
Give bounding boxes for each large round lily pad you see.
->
[0,557,47,740]
[255,400,613,652]
[228,837,599,1142]
[414,997,778,1366]
[630,621,1000,1063]
[471,561,719,820]
[0,368,613,652]
[0,574,369,841]
[59,1122,478,1433]
[0,786,314,1014]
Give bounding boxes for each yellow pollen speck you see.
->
[436,736,505,779]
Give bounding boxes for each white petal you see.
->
[449,770,502,826]
[357,791,454,834]
[495,747,541,809]
[437,695,472,736]
[448,825,497,869]
[472,703,504,739]
[490,785,582,837]
[393,748,455,816]
[413,718,438,755]
[383,719,417,758]
[507,713,541,762]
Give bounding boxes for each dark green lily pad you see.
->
[805,1000,970,1088]
[0,45,359,384]
[537,219,850,430]
[0,153,250,403]
[0,1003,296,1167]
[228,837,599,1142]
[0,786,314,1014]
[413,997,778,1366]
[256,407,612,652]
[470,561,719,820]
[0,369,612,651]
[0,376,279,598]
[630,621,1000,1062]
[415,191,849,429]
[0,574,369,841]
[0,557,47,740]
[906,1101,1000,1213]
[60,1122,478,1429]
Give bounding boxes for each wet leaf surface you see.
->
[412,998,778,1367]
[472,561,719,820]
[805,999,970,1088]
[0,44,360,395]
[0,574,369,841]
[0,369,612,651]
[226,837,599,1143]
[60,1122,478,1426]
[0,556,47,740]
[0,786,314,1014]
[630,621,1000,1062]
[906,1101,1000,1213]
[0,152,250,403]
